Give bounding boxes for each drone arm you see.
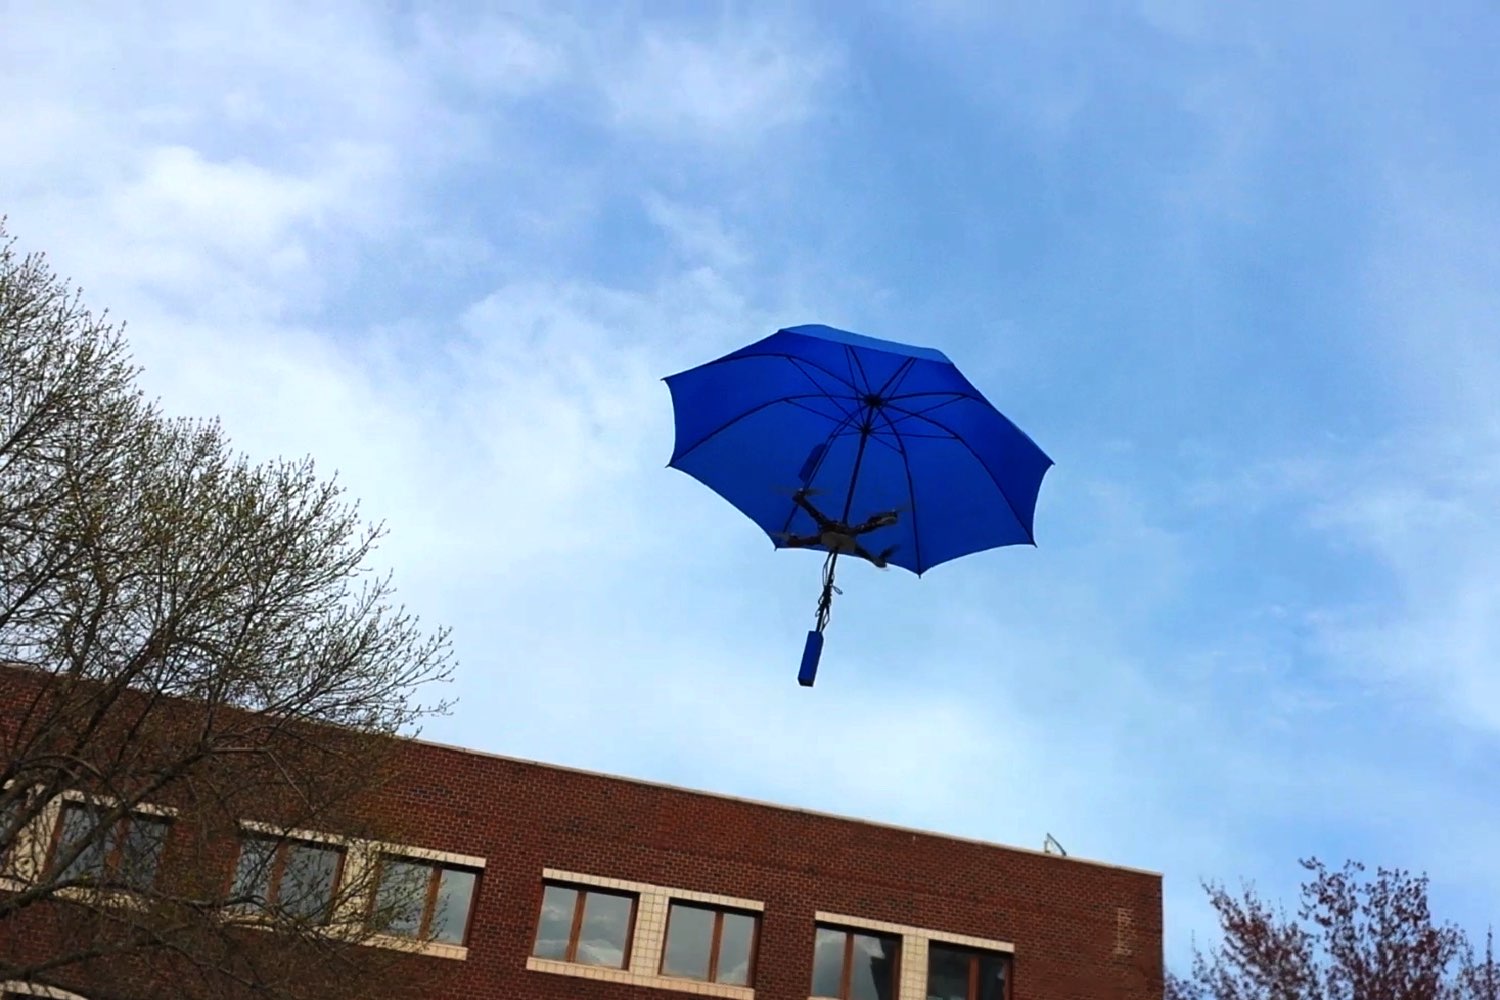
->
[848,510,901,535]
[791,490,835,531]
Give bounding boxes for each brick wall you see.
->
[0,664,1163,1000]
[366,739,1163,1000]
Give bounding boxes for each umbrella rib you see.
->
[677,351,863,395]
[783,398,861,423]
[874,356,918,399]
[844,346,869,396]
[883,395,968,429]
[881,403,1037,544]
[776,406,864,536]
[881,405,961,437]
[785,357,859,421]
[672,394,852,463]
[873,407,924,574]
[869,430,958,440]
[886,390,982,404]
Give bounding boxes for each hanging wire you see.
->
[815,550,841,633]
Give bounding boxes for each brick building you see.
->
[361,738,1162,1000]
[5,726,1162,1000]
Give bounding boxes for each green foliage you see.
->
[0,219,455,1000]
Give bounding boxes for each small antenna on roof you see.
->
[1043,833,1068,856]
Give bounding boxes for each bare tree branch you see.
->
[0,220,458,1000]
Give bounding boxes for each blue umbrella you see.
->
[665,324,1052,686]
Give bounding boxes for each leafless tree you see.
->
[1173,857,1495,1000]
[0,219,456,1000]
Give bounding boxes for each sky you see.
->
[3,0,1498,973]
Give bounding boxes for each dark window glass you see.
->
[116,816,169,890]
[228,836,342,923]
[849,932,897,1000]
[812,926,847,998]
[660,902,759,985]
[1,793,22,869]
[661,903,715,979]
[370,857,479,945]
[717,911,757,986]
[372,859,428,937]
[927,944,972,1000]
[812,925,899,1000]
[533,884,577,959]
[531,883,636,969]
[978,953,1008,1000]
[278,841,341,921]
[927,943,1011,1000]
[52,803,168,890]
[54,804,108,882]
[432,867,478,944]
[229,836,275,909]
[577,890,633,967]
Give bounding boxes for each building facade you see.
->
[3,705,1163,1000]
[359,737,1164,1000]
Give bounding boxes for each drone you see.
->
[773,486,903,570]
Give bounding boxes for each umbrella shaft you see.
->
[839,424,872,523]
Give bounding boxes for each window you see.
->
[660,902,758,986]
[926,943,1009,1000]
[531,882,637,969]
[0,792,21,872]
[229,835,344,924]
[811,925,900,1000]
[368,856,479,946]
[50,802,169,891]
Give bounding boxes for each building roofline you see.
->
[0,661,1159,879]
[405,733,1163,880]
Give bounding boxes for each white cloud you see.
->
[10,0,1500,972]
[599,19,841,143]
[1281,136,1500,735]
[642,193,751,273]
[412,9,570,97]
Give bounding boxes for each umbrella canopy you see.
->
[665,324,1053,577]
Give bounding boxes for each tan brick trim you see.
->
[362,932,469,961]
[237,819,353,847]
[527,957,755,999]
[813,911,1014,953]
[6,789,178,890]
[814,911,1015,1000]
[542,868,763,911]
[0,982,94,1000]
[229,823,482,959]
[57,788,178,818]
[0,781,46,884]
[364,841,486,870]
[533,868,766,996]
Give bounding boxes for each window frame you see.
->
[367,854,481,946]
[532,880,639,969]
[228,834,347,924]
[0,787,23,875]
[811,922,902,1000]
[47,800,171,891]
[926,941,1012,1000]
[658,899,760,986]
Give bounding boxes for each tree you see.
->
[1173,856,1498,1000]
[0,219,455,1000]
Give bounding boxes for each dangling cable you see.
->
[815,550,840,633]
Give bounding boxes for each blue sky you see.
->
[4,0,1498,971]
